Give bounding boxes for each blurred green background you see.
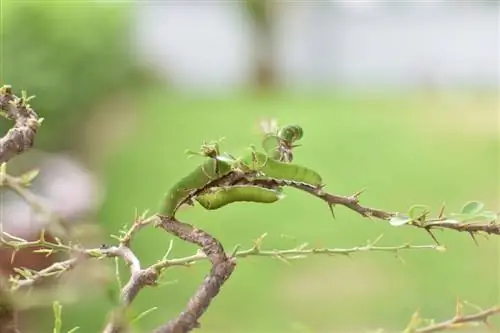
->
[1,1,498,332]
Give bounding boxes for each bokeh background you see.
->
[0,0,499,332]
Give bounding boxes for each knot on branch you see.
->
[0,85,41,164]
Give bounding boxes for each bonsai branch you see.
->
[0,86,41,164]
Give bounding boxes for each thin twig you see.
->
[405,304,500,333]
[152,215,236,333]
[101,245,158,333]
[150,235,443,270]
[0,85,41,164]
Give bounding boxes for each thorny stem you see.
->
[245,179,500,243]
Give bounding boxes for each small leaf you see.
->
[461,201,484,215]
[67,327,80,333]
[390,216,412,226]
[408,205,428,220]
[19,169,40,186]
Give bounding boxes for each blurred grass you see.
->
[58,88,498,332]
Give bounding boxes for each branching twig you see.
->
[100,215,161,333]
[152,215,236,333]
[403,302,500,333]
[0,86,41,164]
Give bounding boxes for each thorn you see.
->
[10,249,17,265]
[469,232,479,246]
[273,252,292,265]
[253,233,267,250]
[296,242,309,251]
[462,300,484,312]
[438,202,446,219]
[396,253,406,265]
[230,244,241,258]
[344,252,354,260]
[352,188,367,200]
[133,207,139,221]
[424,227,441,245]
[484,318,495,331]
[162,239,174,261]
[328,204,336,219]
[39,229,46,242]
[370,234,384,246]
[456,298,463,317]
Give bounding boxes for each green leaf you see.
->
[408,205,428,220]
[461,201,484,215]
[67,327,80,333]
[389,216,412,226]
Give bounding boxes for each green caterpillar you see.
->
[236,151,323,187]
[160,157,234,217]
[160,139,238,217]
[160,125,319,217]
[196,185,284,210]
